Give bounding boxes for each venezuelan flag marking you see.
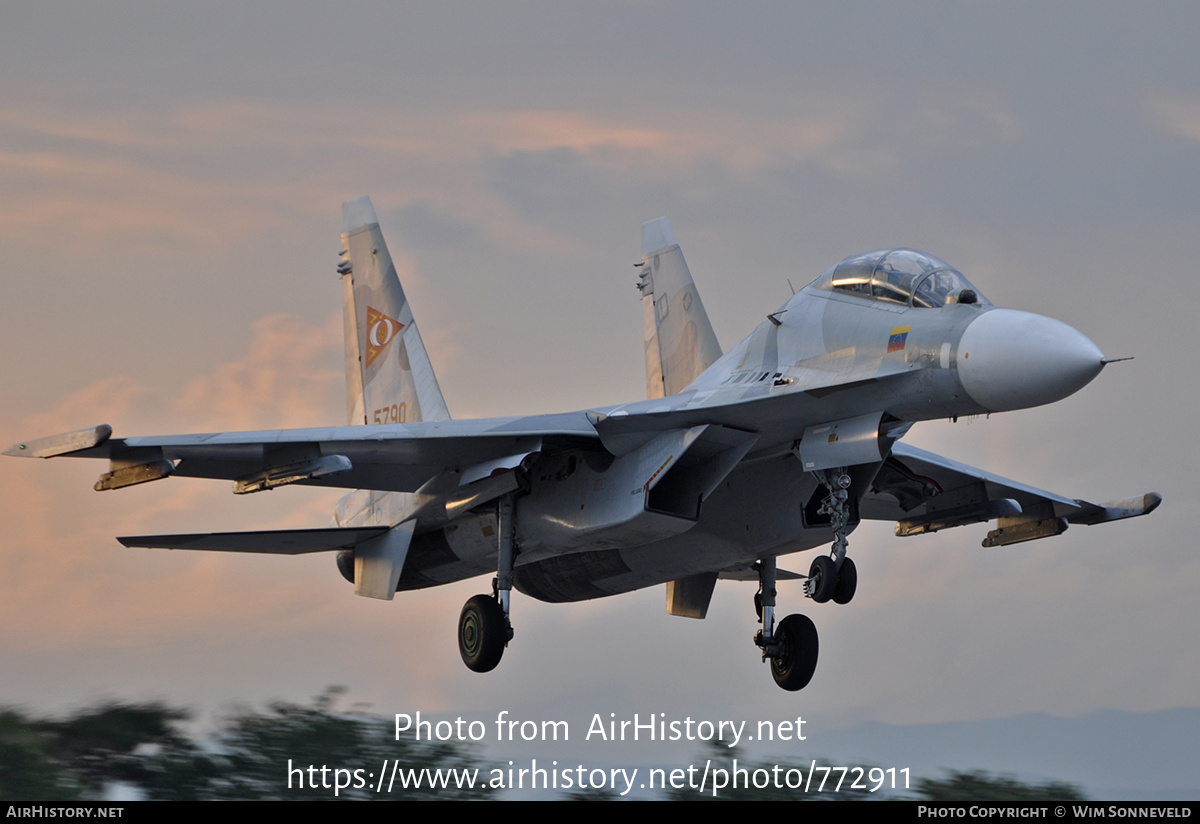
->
[887,325,912,353]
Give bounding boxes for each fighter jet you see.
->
[6,196,1160,691]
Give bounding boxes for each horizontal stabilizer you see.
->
[118,526,389,554]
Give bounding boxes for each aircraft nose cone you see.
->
[957,308,1105,412]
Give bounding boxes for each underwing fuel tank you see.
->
[956,308,1105,412]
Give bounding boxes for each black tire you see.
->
[770,613,819,691]
[459,594,507,673]
[809,555,836,603]
[833,556,857,605]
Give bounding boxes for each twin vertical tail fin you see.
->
[338,196,444,600]
[638,219,726,618]
[637,218,723,399]
[339,196,451,425]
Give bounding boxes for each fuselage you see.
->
[344,249,1106,602]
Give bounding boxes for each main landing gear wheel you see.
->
[459,594,508,673]
[460,494,518,675]
[754,557,820,691]
[770,613,819,691]
[807,555,837,603]
[832,556,857,605]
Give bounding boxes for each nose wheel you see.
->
[807,555,837,603]
[807,554,857,604]
[832,555,857,604]
[805,468,858,605]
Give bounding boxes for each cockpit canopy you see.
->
[821,248,988,308]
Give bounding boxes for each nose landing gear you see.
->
[806,469,858,605]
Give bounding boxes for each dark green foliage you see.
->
[564,787,620,801]
[37,702,192,798]
[0,692,1091,802]
[0,710,81,800]
[1,688,492,801]
[150,689,490,800]
[914,770,1087,801]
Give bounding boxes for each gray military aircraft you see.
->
[6,196,1160,690]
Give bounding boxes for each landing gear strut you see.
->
[754,556,819,691]
[806,468,857,605]
[458,495,516,673]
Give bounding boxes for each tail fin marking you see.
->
[340,196,451,426]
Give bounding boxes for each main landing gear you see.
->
[754,556,818,691]
[458,495,516,673]
[459,593,507,672]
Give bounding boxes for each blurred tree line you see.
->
[1,690,1086,800]
[0,688,490,800]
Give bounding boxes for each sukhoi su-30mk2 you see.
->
[7,196,1160,691]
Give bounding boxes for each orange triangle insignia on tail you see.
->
[364,306,404,368]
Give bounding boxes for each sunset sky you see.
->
[1,2,1196,794]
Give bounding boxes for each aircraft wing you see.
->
[5,413,600,494]
[862,443,1161,546]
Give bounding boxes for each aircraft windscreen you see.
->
[827,249,988,307]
